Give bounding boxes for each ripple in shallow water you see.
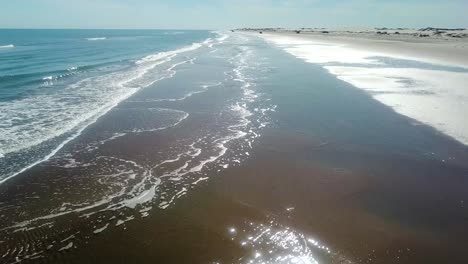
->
[0,34,278,263]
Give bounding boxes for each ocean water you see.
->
[0,29,213,183]
[0,30,295,262]
[2,30,468,263]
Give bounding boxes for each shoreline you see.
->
[2,30,468,264]
[249,29,468,148]
[0,37,210,185]
[243,29,468,68]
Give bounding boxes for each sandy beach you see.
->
[2,0,468,262]
[250,28,468,149]
[248,28,468,67]
[42,64,468,263]
[1,29,468,264]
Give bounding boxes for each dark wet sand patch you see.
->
[59,128,468,264]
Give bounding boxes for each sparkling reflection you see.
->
[228,218,349,264]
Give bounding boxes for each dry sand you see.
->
[245,28,468,67]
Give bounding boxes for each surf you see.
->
[0,44,14,48]
[0,40,210,184]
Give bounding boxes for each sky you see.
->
[0,0,467,29]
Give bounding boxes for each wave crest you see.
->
[136,43,202,64]
[86,37,106,41]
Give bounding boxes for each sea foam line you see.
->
[128,82,222,103]
[136,43,202,65]
[4,108,193,230]
[122,44,262,212]
[2,32,264,232]
[260,33,468,147]
[0,42,206,185]
[86,37,106,41]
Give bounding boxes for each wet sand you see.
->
[2,32,468,264]
[54,55,468,263]
[62,127,468,264]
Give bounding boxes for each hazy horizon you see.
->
[1,0,467,30]
[2,1,468,263]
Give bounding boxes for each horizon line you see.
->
[0,27,217,31]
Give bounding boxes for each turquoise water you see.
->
[0,29,211,99]
[0,29,213,182]
[1,31,291,263]
[1,30,468,263]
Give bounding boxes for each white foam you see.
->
[0,44,14,48]
[1,34,276,245]
[0,41,205,184]
[217,34,229,42]
[93,223,109,234]
[58,242,73,251]
[325,66,468,145]
[60,234,75,243]
[175,188,187,198]
[203,38,213,46]
[120,46,266,213]
[120,181,158,209]
[1,159,149,231]
[263,35,382,64]
[136,43,202,64]
[192,177,209,185]
[86,37,106,41]
[130,82,221,103]
[263,34,468,146]
[115,215,135,226]
[112,108,189,134]
[0,85,138,184]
